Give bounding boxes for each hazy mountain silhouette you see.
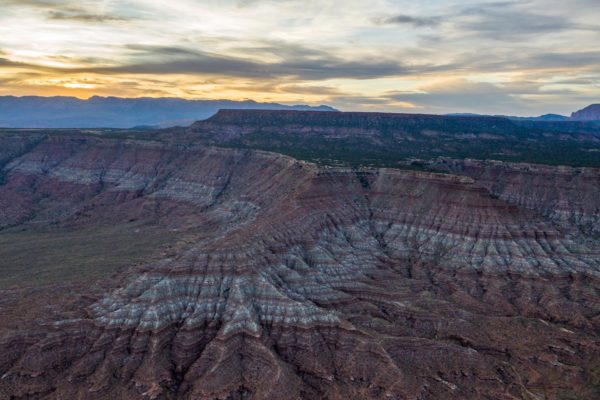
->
[0,96,337,128]
[447,112,569,121]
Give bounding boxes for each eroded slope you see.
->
[433,158,600,238]
[0,135,599,399]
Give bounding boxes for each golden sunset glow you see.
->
[1,0,599,115]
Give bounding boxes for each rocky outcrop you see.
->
[1,136,600,399]
[0,133,45,171]
[571,104,600,121]
[434,158,600,237]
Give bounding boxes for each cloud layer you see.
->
[0,0,598,115]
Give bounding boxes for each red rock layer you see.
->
[434,158,600,237]
[0,137,599,399]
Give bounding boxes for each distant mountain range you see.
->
[448,105,600,122]
[0,96,337,128]
[447,113,570,121]
[1,96,599,128]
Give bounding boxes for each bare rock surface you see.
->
[434,158,600,237]
[571,104,600,121]
[0,134,600,399]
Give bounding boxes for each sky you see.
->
[1,0,599,116]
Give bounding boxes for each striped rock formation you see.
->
[433,158,600,237]
[0,134,599,399]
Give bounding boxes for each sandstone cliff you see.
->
[571,104,600,121]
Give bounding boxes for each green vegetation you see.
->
[217,127,600,169]
[2,115,600,171]
[190,112,600,168]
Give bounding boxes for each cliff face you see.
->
[0,133,45,169]
[435,158,600,237]
[1,134,600,399]
[188,109,524,142]
[571,104,600,121]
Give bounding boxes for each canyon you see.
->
[0,111,599,399]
